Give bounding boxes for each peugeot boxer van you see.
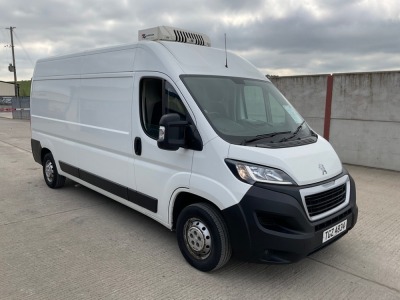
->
[30,26,358,272]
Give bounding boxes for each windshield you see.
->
[181,75,316,147]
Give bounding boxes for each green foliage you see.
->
[18,80,31,96]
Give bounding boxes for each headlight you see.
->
[225,159,295,185]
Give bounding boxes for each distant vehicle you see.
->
[30,26,358,272]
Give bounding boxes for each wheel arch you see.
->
[40,147,51,164]
[171,192,221,231]
[31,136,56,166]
[31,139,52,166]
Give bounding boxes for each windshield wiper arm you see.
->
[279,121,306,142]
[241,131,291,145]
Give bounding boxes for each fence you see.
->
[270,71,400,172]
[11,97,30,120]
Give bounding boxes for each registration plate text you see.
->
[322,220,347,243]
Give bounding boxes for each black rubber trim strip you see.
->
[59,161,80,178]
[59,161,158,213]
[128,189,158,214]
[79,169,128,200]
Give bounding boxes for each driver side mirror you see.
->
[157,113,203,151]
[157,113,188,151]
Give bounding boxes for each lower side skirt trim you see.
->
[59,161,158,213]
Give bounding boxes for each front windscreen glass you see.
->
[181,75,316,147]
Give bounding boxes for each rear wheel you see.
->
[42,153,66,188]
[176,203,231,272]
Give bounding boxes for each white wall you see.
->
[0,81,15,97]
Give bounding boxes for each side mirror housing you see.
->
[157,113,203,151]
[157,113,188,151]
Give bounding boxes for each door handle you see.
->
[134,137,142,156]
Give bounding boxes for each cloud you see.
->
[0,0,400,80]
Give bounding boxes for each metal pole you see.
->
[6,26,18,98]
[323,74,334,141]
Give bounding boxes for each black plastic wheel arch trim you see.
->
[31,139,42,164]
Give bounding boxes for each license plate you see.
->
[322,220,347,243]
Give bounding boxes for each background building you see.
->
[0,81,16,97]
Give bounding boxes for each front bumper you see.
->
[222,172,358,263]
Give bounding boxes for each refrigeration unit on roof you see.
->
[138,26,211,47]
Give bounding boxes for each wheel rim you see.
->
[45,160,54,183]
[183,218,212,260]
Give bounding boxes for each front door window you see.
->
[140,78,188,139]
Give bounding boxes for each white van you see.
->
[31,26,358,272]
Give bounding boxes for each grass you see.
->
[18,80,31,96]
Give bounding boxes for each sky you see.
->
[1,0,400,81]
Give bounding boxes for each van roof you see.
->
[159,41,265,79]
[34,40,267,81]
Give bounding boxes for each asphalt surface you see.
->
[0,117,399,300]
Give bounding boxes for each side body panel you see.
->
[31,72,136,190]
[31,47,139,204]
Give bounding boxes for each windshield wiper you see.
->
[279,121,305,142]
[241,131,291,145]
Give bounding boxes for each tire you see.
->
[176,203,232,272]
[42,153,66,189]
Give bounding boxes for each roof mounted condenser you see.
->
[138,26,211,47]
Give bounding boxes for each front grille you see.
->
[305,184,347,217]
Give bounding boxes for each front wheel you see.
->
[176,203,231,272]
[42,153,66,188]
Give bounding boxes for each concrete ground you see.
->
[0,117,399,300]
[0,111,12,119]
